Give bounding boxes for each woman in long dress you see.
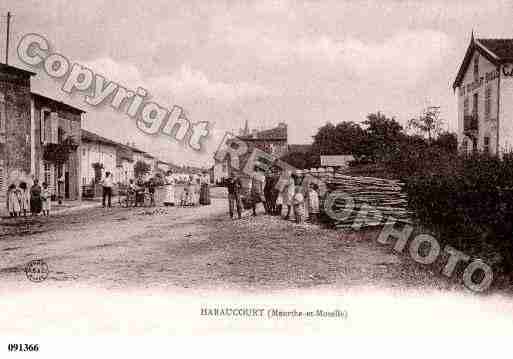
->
[163,171,176,206]
[199,173,211,205]
[30,179,43,216]
[18,182,30,217]
[283,173,295,220]
[7,184,21,217]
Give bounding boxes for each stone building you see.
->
[213,122,289,184]
[0,64,34,204]
[453,34,513,155]
[0,64,84,205]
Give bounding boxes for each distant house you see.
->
[320,155,354,169]
[213,122,289,184]
[239,122,288,158]
[213,159,229,184]
[81,129,120,185]
[453,33,513,155]
[288,144,312,154]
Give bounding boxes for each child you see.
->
[19,182,29,217]
[187,179,196,206]
[275,192,283,216]
[41,182,52,216]
[308,183,320,223]
[180,187,188,207]
[7,184,21,217]
[292,186,305,224]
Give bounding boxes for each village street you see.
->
[2,188,513,336]
[0,189,458,293]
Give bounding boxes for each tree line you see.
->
[281,111,458,178]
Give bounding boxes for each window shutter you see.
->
[0,160,4,194]
[0,92,5,134]
[50,112,59,144]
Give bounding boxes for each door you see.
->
[65,171,70,199]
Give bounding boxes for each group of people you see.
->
[226,171,320,224]
[6,179,52,217]
[113,170,211,208]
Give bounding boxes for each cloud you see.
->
[150,64,272,103]
[83,58,271,104]
[301,30,453,84]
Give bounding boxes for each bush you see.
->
[405,153,513,276]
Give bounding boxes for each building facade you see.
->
[81,129,119,186]
[32,93,83,200]
[0,64,34,205]
[0,64,84,205]
[453,35,513,155]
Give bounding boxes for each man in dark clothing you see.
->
[147,177,156,206]
[264,174,278,215]
[226,173,242,219]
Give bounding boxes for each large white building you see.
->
[453,34,513,155]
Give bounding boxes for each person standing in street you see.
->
[250,170,266,216]
[30,179,42,216]
[283,173,296,220]
[41,182,52,216]
[18,182,30,217]
[226,172,243,219]
[199,172,211,205]
[102,171,114,208]
[7,184,21,217]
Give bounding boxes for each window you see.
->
[472,138,478,153]
[43,162,52,187]
[58,127,65,144]
[0,160,4,194]
[461,139,468,154]
[41,110,51,143]
[0,92,5,133]
[484,136,490,154]
[473,93,478,116]
[485,86,492,119]
[464,97,469,116]
[82,148,86,156]
[474,55,479,81]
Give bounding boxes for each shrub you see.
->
[405,153,513,276]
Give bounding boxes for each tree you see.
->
[361,112,405,162]
[311,121,365,157]
[134,160,151,179]
[280,151,319,169]
[433,131,458,154]
[408,106,444,142]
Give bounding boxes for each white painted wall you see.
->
[456,49,499,154]
[80,142,117,185]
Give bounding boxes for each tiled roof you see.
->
[81,129,120,146]
[453,36,513,89]
[477,39,513,60]
[31,92,86,114]
[239,124,287,141]
[0,63,36,77]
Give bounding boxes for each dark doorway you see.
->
[65,171,70,199]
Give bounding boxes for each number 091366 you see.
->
[7,344,39,352]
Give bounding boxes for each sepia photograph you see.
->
[0,0,512,356]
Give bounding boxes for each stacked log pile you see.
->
[304,171,411,230]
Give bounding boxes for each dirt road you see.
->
[1,194,458,292]
[2,192,513,336]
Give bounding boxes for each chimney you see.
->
[251,129,258,138]
[278,122,287,128]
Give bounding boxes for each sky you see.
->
[1,0,512,167]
